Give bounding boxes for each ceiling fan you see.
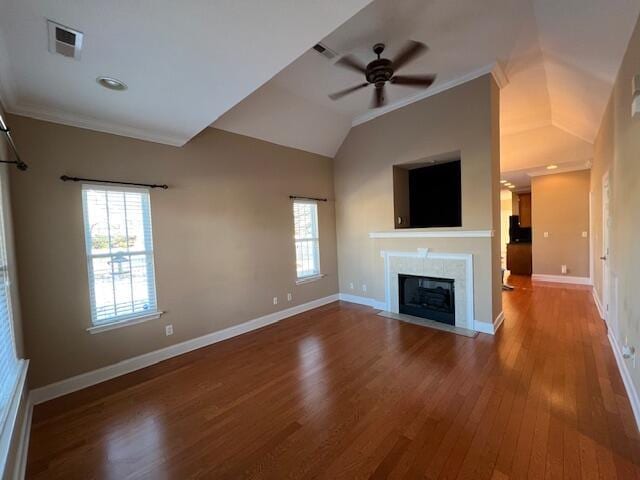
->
[328,41,436,109]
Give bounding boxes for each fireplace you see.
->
[398,274,455,325]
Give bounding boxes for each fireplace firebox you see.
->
[398,274,455,325]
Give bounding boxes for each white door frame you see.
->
[601,170,611,325]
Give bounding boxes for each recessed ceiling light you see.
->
[97,76,127,91]
[500,180,507,184]
[507,184,515,189]
[546,164,558,170]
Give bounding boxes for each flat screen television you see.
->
[404,160,462,228]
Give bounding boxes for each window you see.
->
[0,176,19,432]
[293,200,320,279]
[82,185,158,326]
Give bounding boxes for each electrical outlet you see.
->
[561,265,567,274]
[544,232,549,238]
[273,297,278,305]
[349,282,354,290]
[287,293,292,302]
[362,284,367,292]
[165,325,173,336]
[582,231,588,238]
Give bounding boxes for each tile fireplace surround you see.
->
[380,248,475,330]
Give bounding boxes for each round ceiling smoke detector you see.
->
[96,76,127,91]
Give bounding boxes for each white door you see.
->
[602,171,611,325]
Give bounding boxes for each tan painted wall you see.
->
[531,170,590,278]
[592,11,640,396]
[334,75,502,325]
[8,115,339,388]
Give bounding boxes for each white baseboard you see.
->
[474,311,504,335]
[11,396,32,480]
[592,288,605,320]
[607,331,640,432]
[338,293,386,310]
[532,274,592,285]
[30,294,340,405]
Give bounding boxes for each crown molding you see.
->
[352,62,509,127]
[5,103,190,147]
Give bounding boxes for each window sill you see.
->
[87,311,164,334]
[296,274,326,285]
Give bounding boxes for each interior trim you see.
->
[5,103,188,147]
[531,274,592,285]
[86,311,164,334]
[0,360,28,479]
[352,62,508,127]
[592,287,606,321]
[30,294,340,405]
[608,331,640,432]
[369,230,494,239]
[11,394,32,480]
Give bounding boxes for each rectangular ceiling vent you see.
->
[47,20,83,60]
[312,43,336,60]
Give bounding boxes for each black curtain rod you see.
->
[60,175,168,189]
[289,195,328,202]
[0,124,28,171]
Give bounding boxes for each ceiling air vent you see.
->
[312,42,336,60]
[47,20,83,60]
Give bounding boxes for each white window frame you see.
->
[82,184,162,332]
[0,165,27,477]
[293,200,323,283]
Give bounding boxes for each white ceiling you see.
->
[215,0,640,165]
[0,0,372,145]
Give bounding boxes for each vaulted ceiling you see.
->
[0,0,372,145]
[0,0,638,181]
[214,0,640,180]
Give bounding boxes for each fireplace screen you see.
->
[398,274,455,325]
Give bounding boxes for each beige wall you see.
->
[8,115,338,388]
[592,11,640,397]
[334,75,502,326]
[531,170,591,278]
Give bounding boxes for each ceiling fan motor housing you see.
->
[366,59,393,86]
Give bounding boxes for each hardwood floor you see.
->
[27,276,640,479]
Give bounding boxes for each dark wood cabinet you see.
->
[518,193,531,227]
[507,242,532,275]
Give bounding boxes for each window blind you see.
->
[82,185,158,325]
[293,200,320,278]
[0,177,18,430]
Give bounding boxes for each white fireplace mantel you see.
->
[370,230,494,239]
[380,248,476,331]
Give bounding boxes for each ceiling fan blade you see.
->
[328,83,370,100]
[390,74,436,87]
[391,40,428,71]
[334,55,367,75]
[371,85,386,109]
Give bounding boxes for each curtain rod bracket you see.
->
[0,123,28,171]
[60,175,168,189]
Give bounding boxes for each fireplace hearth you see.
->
[398,274,455,325]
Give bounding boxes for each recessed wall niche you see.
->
[393,153,462,229]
